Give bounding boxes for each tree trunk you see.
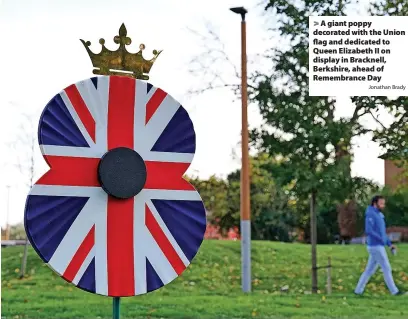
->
[310,190,318,293]
[335,139,355,244]
[20,238,29,279]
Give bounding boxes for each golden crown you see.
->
[80,23,162,80]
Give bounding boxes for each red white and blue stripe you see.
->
[24,76,206,297]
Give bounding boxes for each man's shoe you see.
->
[354,291,363,296]
[394,291,407,296]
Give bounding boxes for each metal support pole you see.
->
[310,191,318,293]
[6,185,10,240]
[327,257,332,295]
[113,297,120,319]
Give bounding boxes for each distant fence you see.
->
[1,240,29,248]
[350,232,402,245]
[387,227,408,242]
[350,237,366,244]
[388,232,402,242]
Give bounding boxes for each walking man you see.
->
[354,195,404,296]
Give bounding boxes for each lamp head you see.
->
[230,6,248,21]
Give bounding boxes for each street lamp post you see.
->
[230,6,251,293]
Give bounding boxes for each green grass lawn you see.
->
[2,240,408,319]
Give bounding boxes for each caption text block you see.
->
[309,16,408,96]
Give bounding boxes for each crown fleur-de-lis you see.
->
[80,23,162,80]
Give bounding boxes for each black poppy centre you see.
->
[97,147,147,199]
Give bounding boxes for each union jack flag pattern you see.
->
[24,76,207,297]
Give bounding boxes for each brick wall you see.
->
[384,160,406,190]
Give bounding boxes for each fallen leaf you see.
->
[281,285,289,292]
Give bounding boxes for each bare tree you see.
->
[10,111,39,279]
[186,5,272,97]
[187,22,256,99]
[187,22,263,168]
